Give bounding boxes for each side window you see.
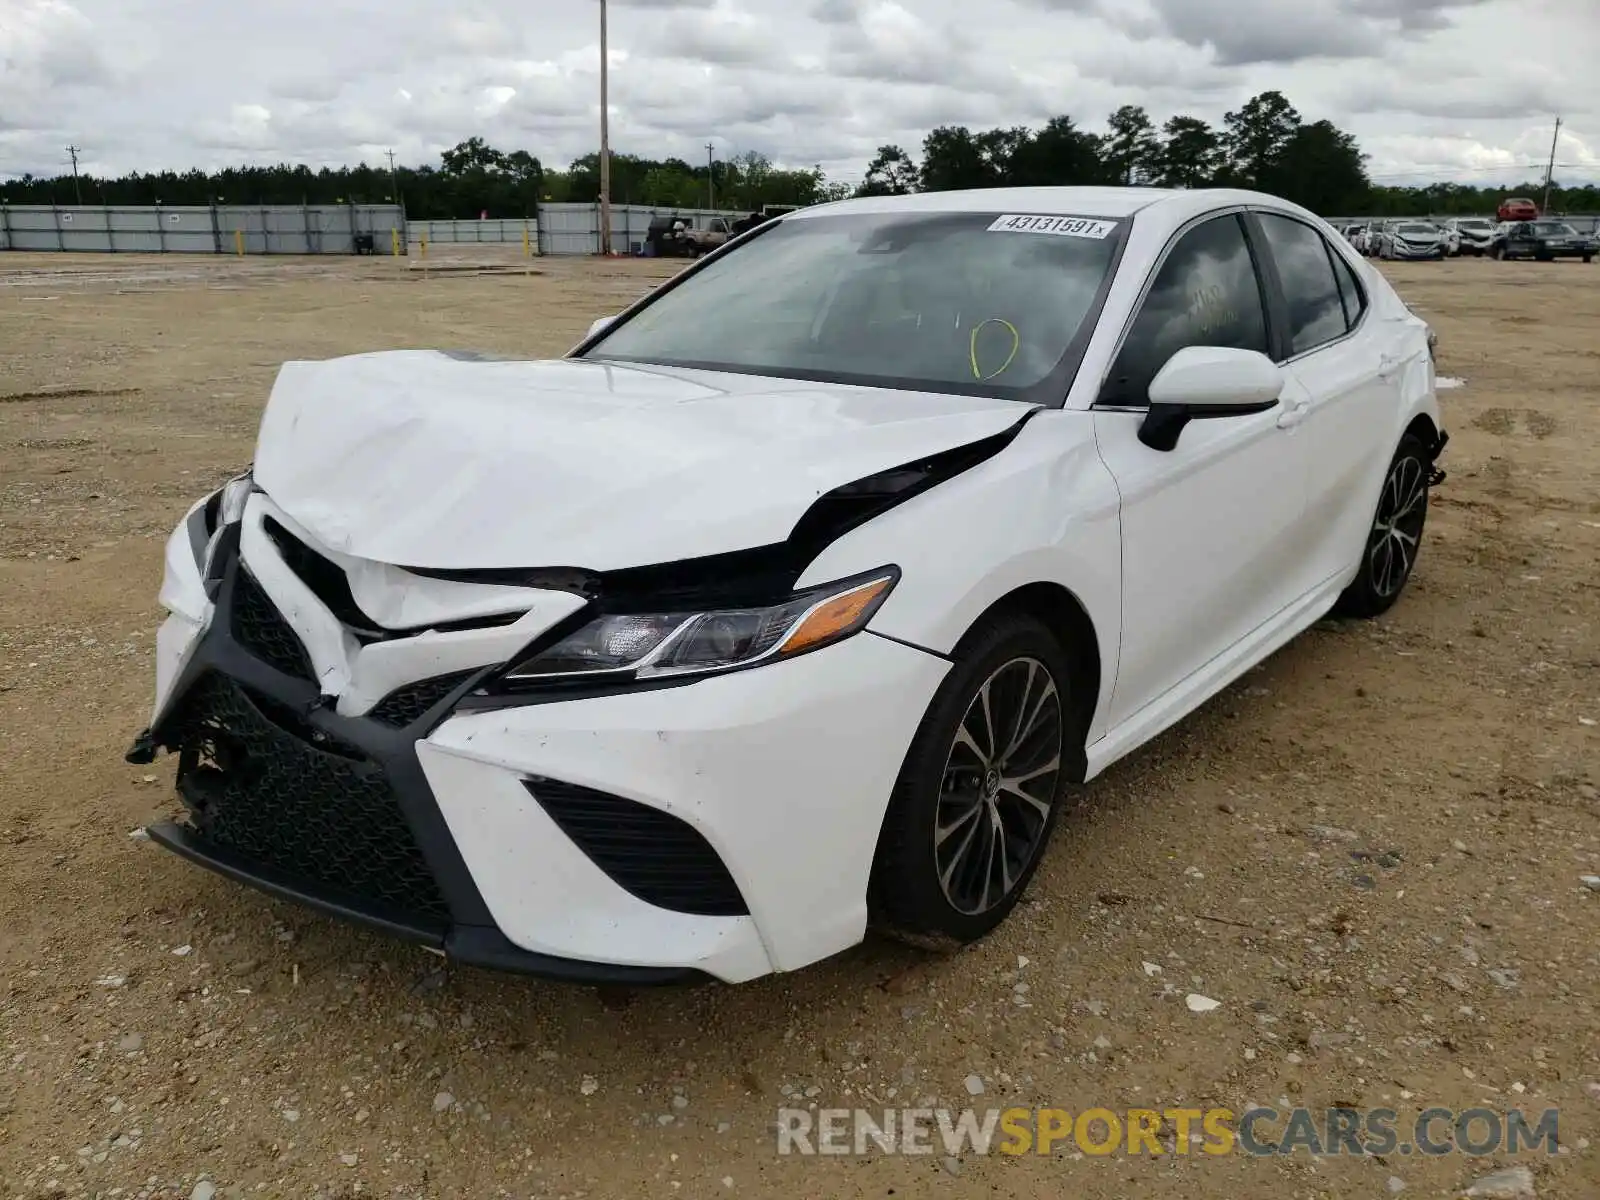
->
[1099,214,1269,406]
[1327,245,1367,331]
[1256,213,1347,356]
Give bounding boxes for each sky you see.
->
[2,0,1597,189]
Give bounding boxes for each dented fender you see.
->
[796,410,1122,743]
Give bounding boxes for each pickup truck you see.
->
[679,217,733,256]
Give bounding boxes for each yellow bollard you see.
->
[391,227,400,257]
[234,228,244,256]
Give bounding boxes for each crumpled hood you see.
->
[252,350,1032,571]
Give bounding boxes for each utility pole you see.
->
[385,148,400,206]
[597,0,612,256]
[66,145,83,204]
[706,142,715,210]
[1542,115,1561,213]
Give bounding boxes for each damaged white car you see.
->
[128,187,1447,984]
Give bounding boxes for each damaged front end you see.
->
[123,412,1024,980]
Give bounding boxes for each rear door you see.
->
[1091,211,1309,731]
[1250,210,1400,592]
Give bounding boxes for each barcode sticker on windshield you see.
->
[988,214,1116,239]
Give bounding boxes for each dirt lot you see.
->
[1,249,1596,1200]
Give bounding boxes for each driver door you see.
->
[1091,211,1311,732]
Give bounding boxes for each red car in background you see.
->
[1497,197,1539,221]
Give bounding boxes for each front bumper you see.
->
[1390,242,1445,259]
[131,509,949,984]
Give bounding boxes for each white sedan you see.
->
[127,187,1446,984]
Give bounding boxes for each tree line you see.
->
[0,135,848,218]
[2,93,1594,218]
[859,92,1599,216]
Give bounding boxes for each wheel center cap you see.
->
[982,768,1001,798]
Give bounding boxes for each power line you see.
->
[1366,160,1592,182]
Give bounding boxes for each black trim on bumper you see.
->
[136,544,710,987]
[147,821,704,984]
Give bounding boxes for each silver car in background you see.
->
[1378,221,1447,260]
[1443,217,1496,256]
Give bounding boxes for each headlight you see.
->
[501,569,898,685]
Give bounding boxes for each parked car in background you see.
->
[1493,219,1597,262]
[1443,217,1497,256]
[1496,197,1539,222]
[125,186,1446,983]
[1341,224,1368,252]
[1377,222,1447,260]
[1353,223,1385,256]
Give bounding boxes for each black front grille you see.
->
[165,673,451,924]
[369,670,476,728]
[527,778,748,916]
[231,569,315,682]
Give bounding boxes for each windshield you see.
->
[1397,224,1437,235]
[1533,221,1578,236]
[583,211,1124,398]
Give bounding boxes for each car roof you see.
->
[789,186,1318,225]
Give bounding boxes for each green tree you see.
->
[1007,116,1104,186]
[918,126,995,191]
[856,145,920,195]
[1275,120,1370,215]
[1156,115,1224,189]
[1103,105,1161,185]
[440,137,506,176]
[1223,91,1302,189]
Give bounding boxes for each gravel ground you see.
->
[1,251,1596,1200]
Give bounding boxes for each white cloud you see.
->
[0,0,1594,188]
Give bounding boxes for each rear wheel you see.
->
[870,614,1079,947]
[1332,434,1432,619]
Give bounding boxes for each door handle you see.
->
[1276,400,1308,430]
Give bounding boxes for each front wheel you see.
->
[870,614,1079,947]
[1332,434,1432,619]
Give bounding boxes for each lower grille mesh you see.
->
[231,569,315,682]
[527,778,748,916]
[166,673,450,924]
[369,670,476,728]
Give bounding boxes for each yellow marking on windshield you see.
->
[970,318,1020,381]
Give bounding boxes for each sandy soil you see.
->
[1,250,1596,1200]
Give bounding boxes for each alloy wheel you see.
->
[1369,454,1427,598]
[933,657,1064,915]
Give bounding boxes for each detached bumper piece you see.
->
[138,558,706,986]
[1427,429,1450,489]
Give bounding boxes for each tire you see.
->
[1332,434,1432,619]
[1583,254,1592,264]
[869,613,1080,947]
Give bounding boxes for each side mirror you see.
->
[1138,346,1285,451]
[585,314,616,340]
